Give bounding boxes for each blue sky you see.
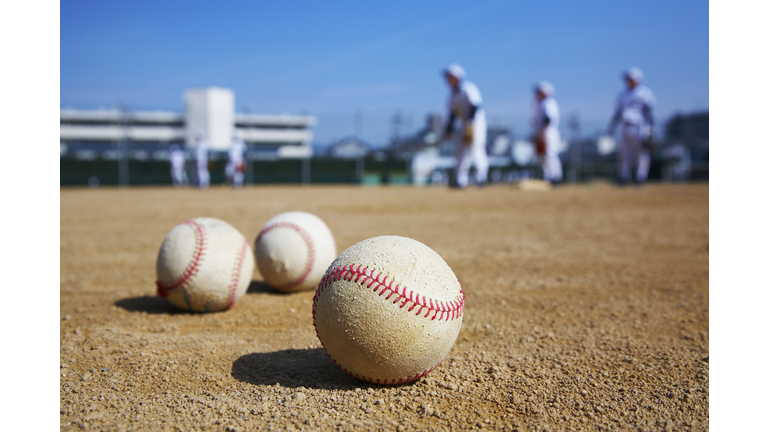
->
[61,0,708,146]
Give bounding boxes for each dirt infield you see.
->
[60,183,709,431]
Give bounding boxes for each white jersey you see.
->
[532,96,560,133]
[446,81,485,127]
[228,139,246,165]
[445,80,489,187]
[613,85,656,129]
[532,95,563,181]
[169,148,185,169]
[195,140,209,166]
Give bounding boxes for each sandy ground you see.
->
[60,182,709,431]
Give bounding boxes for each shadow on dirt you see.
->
[246,280,278,294]
[114,296,181,314]
[232,348,400,390]
[115,280,294,314]
[246,280,316,296]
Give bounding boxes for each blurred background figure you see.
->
[440,64,488,188]
[169,144,188,187]
[194,131,210,189]
[531,81,563,185]
[226,131,247,188]
[606,67,657,186]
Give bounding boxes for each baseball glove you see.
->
[535,134,546,156]
[236,162,246,172]
[462,125,474,146]
[641,135,657,151]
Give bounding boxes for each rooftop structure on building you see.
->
[60,87,317,161]
[325,136,370,159]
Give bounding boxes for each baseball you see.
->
[254,211,337,292]
[156,217,255,312]
[312,236,465,385]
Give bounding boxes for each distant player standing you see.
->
[531,81,563,185]
[440,64,489,188]
[194,131,210,189]
[606,67,657,185]
[168,144,187,187]
[226,131,247,188]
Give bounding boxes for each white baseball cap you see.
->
[443,64,465,80]
[534,81,555,96]
[624,67,643,82]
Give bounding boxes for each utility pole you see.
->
[391,110,403,152]
[355,109,364,180]
[301,108,311,186]
[243,102,255,185]
[568,112,580,184]
[302,156,311,185]
[354,109,363,138]
[117,102,131,188]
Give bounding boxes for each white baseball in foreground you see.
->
[255,211,337,292]
[313,236,465,385]
[156,217,255,312]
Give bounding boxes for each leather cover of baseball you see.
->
[156,217,254,312]
[255,211,337,292]
[312,235,465,385]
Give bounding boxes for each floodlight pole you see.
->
[302,155,311,185]
[117,102,130,188]
[568,112,580,184]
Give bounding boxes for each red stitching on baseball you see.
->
[227,238,249,308]
[311,263,465,320]
[156,220,207,298]
[255,221,315,290]
[311,264,464,384]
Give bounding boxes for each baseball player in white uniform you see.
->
[168,144,187,187]
[606,67,657,185]
[440,64,489,188]
[531,81,563,185]
[194,131,210,189]
[225,131,247,188]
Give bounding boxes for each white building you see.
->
[60,87,316,159]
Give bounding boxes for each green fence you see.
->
[60,155,699,187]
[60,157,409,187]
